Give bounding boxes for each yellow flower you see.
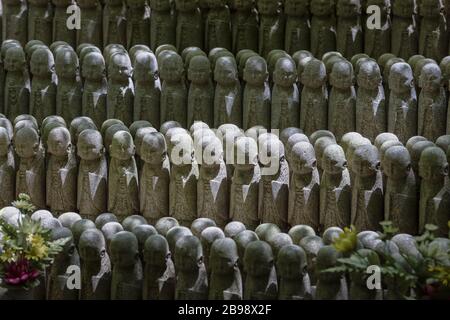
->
[333,226,358,254]
[0,247,18,263]
[25,234,48,261]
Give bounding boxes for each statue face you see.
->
[111,243,138,268]
[330,63,354,89]
[210,240,238,275]
[30,50,54,77]
[14,133,39,159]
[357,63,382,90]
[285,0,309,15]
[77,134,104,161]
[420,66,441,94]
[420,0,441,17]
[291,144,317,175]
[110,136,135,161]
[277,248,307,280]
[82,55,106,81]
[301,61,327,88]
[149,0,172,11]
[160,56,184,83]
[175,245,202,272]
[214,59,238,85]
[243,59,268,85]
[175,0,198,11]
[419,157,448,181]
[0,134,11,157]
[134,56,159,83]
[244,247,273,277]
[141,144,166,165]
[56,52,78,79]
[392,0,416,17]
[79,242,105,263]
[273,59,297,87]
[310,0,334,16]
[110,54,132,81]
[48,130,71,157]
[384,154,411,180]
[323,151,347,175]
[4,48,26,72]
[188,59,211,84]
[389,65,414,94]
[337,0,361,17]
[352,153,380,177]
[257,0,279,14]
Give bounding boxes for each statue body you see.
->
[28,0,53,45]
[176,1,203,52]
[52,0,77,47]
[310,0,336,59]
[0,130,16,208]
[284,0,311,54]
[103,0,127,47]
[170,163,199,227]
[257,2,285,58]
[2,0,28,46]
[391,0,418,59]
[418,0,448,62]
[336,0,363,59]
[149,0,176,51]
[126,0,151,49]
[77,0,102,48]
[205,2,232,52]
[231,2,259,53]
[364,0,391,58]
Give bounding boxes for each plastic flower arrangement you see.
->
[0,194,69,290]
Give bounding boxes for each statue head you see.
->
[392,0,417,17]
[357,60,382,90]
[301,59,327,88]
[101,222,124,255]
[77,129,105,161]
[374,132,399,150]
[210,238,239,276]
[30,47,55,77]
[322,227,344,245]
[244,240,274,277]
[82,52,106,81]
[155,217,180,236]
[191,218,216,238]
[167,226,193,257]
[316,245,342,282]
[0,128,12,157]
[109,53,132,82]
[389,62,414,94]
[383,146,412,180]
[200,227,225,267]
[419,147,449,182]
[410,141,435,174]
[322,144,347,175]
[79,229,107,263]
[273,57,297,87]
[419,0,442,18]
[135,127,158,156]
[160,53,184,83]
[352,145,381,177]
[285,0,310,16]
[314,137,337,169]
[133,51,159,83]
[419,63,442,94]
[224,221,247,238]
[277,244,307,280]
[233,136,258,171]
[55,49,79,80]
[330,60,354,90]
[110,131,135,161]
[243,56,268,85]
[174,235,203,272]
[122,215,148,232]
[140,132,167,166]
[291,142,317,175]
[144,234,170,268]
[286,134,309,162]
[188,55,211,84]
[132,225,158,256]
[310,0,335,16]
[267,233,294,261]
[288,225,316,244]
[214,56,239,85]
[72,219,97,248]
[95,213,119,230]
[51,227,75,258]
[280,127,303,146]
[110,231,140,268]
[169,133,194,166]
[196,135,223,168]
[234,230,259,267]
[47,127,72,158]
[149,0,173,11]
[336,0,361,17]
[406,136,427,154]
[14,127,40,159]
[4,46,26,73]
[160,121,182,136]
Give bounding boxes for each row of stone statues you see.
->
[2,0,450,60]
[1,39,450,144]
[2,207,439,300]
[1,113,449,237]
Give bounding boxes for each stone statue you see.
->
[310,0,337,58]
[187,55,214,127]
[418,63,447,142]
[103,0,127,47]
[55,49,82,125]
[110,231,143,300]
[277,244,312,300]
[149,0,176,51]
[27,0,53,45]
[46,127,78,214]
[271,57,299,131]
[391,0,418,59]
[47,227,80,300]
[174,235,208,300]
[169,134,199,227]
[336,0,363,59]
[77,129,108,221]
[351,145,384,231]
[76,0,102,48]
[315,245,348,300]
[160,53,188,127]
[196,136,229,228]
[133,51,161,128]
[107,53,134,127]
[213,56,242,127]
[322,226,344,245]
[284,0,311,54]
[320,144,351,230]
[82,52,107,130]
[418,0,448,62]
[355,60,386,142]
[167,226,193,257]
[383,146,418,234]
[418,147,449,235]
[288,142,320,230]
[300,59,328,137]
[58,212,82,229]
[209,238,243,300]
[52,0,76,47]
[143,234,176,300]
[242,56,271,130]
[289,224,316,243]
[349,248,381,299]
[175,0,203,52]
[108,131,139,222]
[139,132,170,225]
[2,0,28,46]
[230,137,261,230]
[256,0,285,58]
[70,116,98,147]
[243,240,278,300]
[78,229,112,300]
[258,138,289,229]
[30,47,57,125]
[125,0,150,49]
[0,127,15,208]
[14,127,46,209]
[328,60,356,141]
[101,222,124,258]
[388,62,418,144]
[364,0,391,58]
[3,45,30,121]
[205,0,232,52]
[231,0,258,53]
